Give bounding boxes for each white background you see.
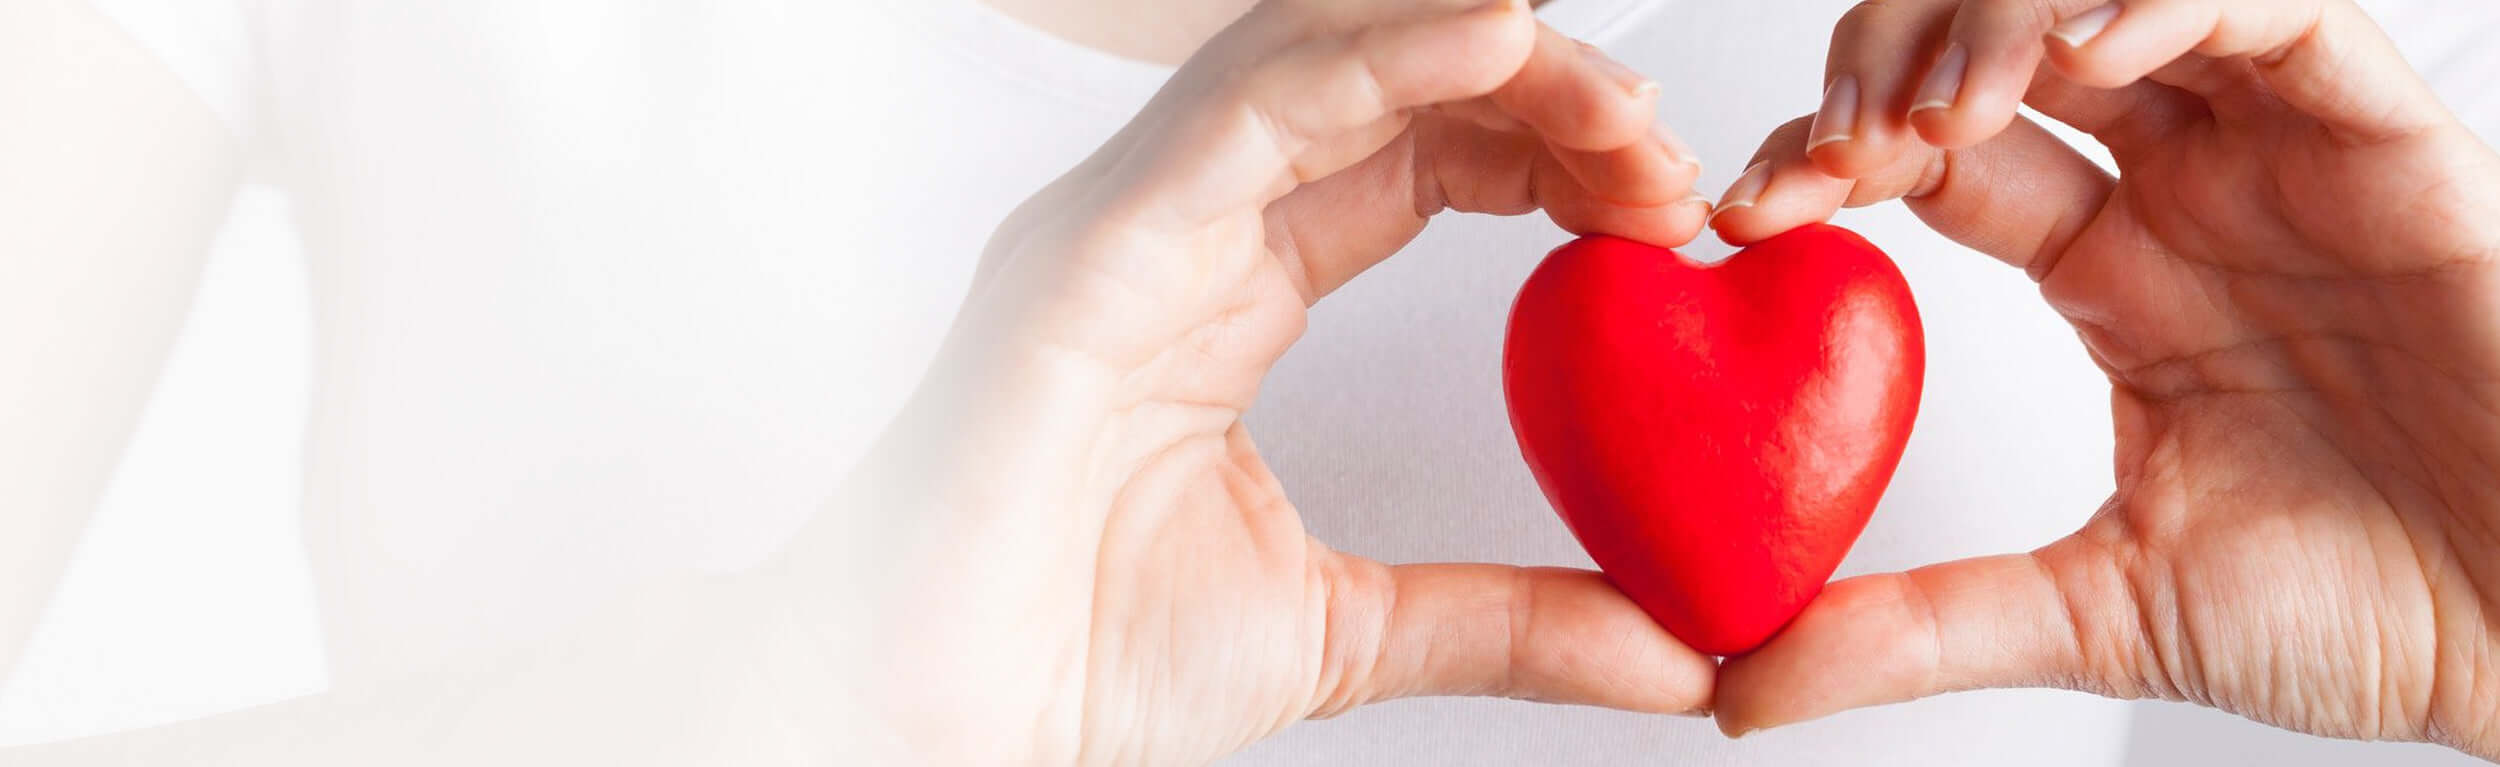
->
[0,186,2485,766]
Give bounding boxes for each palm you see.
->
[968,70,1715,755]
[1710,2,2500,754]
[1060,235,1323,763]
[1079,433,1321,761]
[2017,96,2500,742]
[1062,109,1652,760]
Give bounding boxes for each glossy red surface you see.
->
[1502,225,1924,656]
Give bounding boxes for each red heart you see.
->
[1502,224,1924,656]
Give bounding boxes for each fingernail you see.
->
[1654,121,1704,174]
[1675,704,1715,718]
[1581,41,1658,98]
[1471,0,1525,15]
[1910,43,1968,115]
[1707,161,1770,226]
[1807,75,1858,152]
[1681,194,1715,215]
[2048,3,2120,48]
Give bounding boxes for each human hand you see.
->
[1704,0,2500,756]
[803,1,1717,763]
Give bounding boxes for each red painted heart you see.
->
[1502,224,1924,656]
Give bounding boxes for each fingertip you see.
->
[2043,2,2122,51]
[1702,202,1765,246]
[1702,205,1771,246]
[1908,96,2021,150]
[1905,42,1969,125]
[1666,196,1715,244]
[2041,43,2142,91]
[1807,78,1923,181]
[1546,125,1705,210]
[1719,549,2131,740]
[1900,24,2045,150]
[1713,710,1754,739]
[1507,569,1722,713]
[1706,160,1770,217]
[1562,195,1713,250]
[1802,140,1849,175]
[1707,209,1814,248]
[1705,160,1849,246]
[1804,131,1902,180]
[1906,104,1962,146]
[1710,574,1934,735]
[1706,207,1788,248]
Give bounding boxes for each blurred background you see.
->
[0,183,2477,765]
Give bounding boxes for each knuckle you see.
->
[1831,1,1894,47]
[1961,0,2055,32]
[1335,26,1398,107]
[1307,556,1395,718]
[1224,62,1298,145]
[2016,0,2065,33]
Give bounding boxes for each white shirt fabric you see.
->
[74,0,2500,764]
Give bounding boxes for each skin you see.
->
[0,0,241,690]
[781,1,1720,763]
[1705,0,2500,757]
[12,0,2500,762]
[980,0,1252,65]
[978,0,1552,65]
[935,0,2500,760]
[6,0,1703,763]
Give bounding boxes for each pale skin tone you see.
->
[938,0,2500,760]
[4,0,1707,763]
[8,0,2500,764]
[800,2,1718,762]
[976,0,1551,65]
[0,0,242,692]
[979,0,1253,65]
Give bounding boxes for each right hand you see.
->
[1704,0,2500,758]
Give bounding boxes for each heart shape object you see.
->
[1502,224,1924,656]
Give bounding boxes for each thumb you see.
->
[1712,532,2164,736]
[1308,556,1717,718]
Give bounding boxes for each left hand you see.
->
[795,2,1717,764]
[1704,0,2500,755]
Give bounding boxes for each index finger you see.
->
[1488,27,1705,209]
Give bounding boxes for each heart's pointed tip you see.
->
[1675,613,1798,658]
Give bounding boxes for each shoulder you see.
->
[82,0,261,138]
